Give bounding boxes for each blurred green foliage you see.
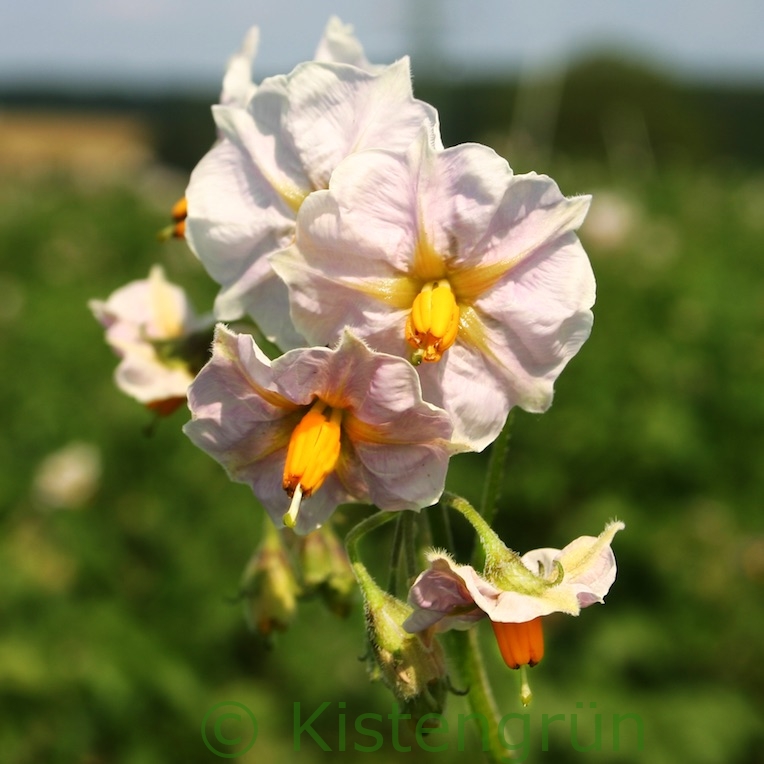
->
[2,63,764,763]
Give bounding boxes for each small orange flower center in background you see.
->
[170,196,188,239]
[282,401,343,528]
[405,279,460,365]
[158,196,188,241]
[491,617,545,669]
[171,196,188,221]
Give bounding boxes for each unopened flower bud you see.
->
[362,571,449,723]
[297,524,356,617]
[240,522,300,637]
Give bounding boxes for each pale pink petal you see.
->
[417,341,512,452]
[183,326,294,463]
[351,440,452,510]
[115,351,193,404]
[404,523,624,629]
[555,521,624,606]
[282,58,441,190]
[404,556,484,632]
[184,326,454,532]
[185,136,295,325]
[330,331,444,419]
[270,238,408,356]
[469,174,590,269]
[298,145,423,272]
[313,16,379,70]
[227,85,314,203]
[219,26,259,108]
[475,234,595,410]
[412,139,515,261]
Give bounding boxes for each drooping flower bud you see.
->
[358,560,449,725]
[296,523,356,617]
[240,521,301,638]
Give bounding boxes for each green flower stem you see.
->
[474,413,513,569]
[387,513,406,594]
[480,411,513,525]
[449,628,511,762]
[345,510,399,594]
[402,510,418,584]
[440,500,456,553]
[440,492,508,567]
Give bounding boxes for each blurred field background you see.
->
[1,51,764,764]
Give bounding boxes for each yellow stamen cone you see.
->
[405,280,460,363]
[171,196,188,222]
[491,617,545,670]
[281,403,342,528]
[158,197,188,241]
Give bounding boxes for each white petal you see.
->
[220,26,259,108]
[115,349,192,404]
[282,58,440,190]
[556,521,625,604]
[313,16,379,71]
[271,209,409,350]
[185,137,295,322]
[473,174,591,270]
[417,341,512,452]
[414,139,514,262]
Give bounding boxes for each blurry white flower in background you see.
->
[32,441,102,510]
[581,190,640,251]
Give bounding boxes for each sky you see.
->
[2,0,764,89]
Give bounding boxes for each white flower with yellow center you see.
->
[404,521,624,670]
[89,265,210,414]
[185,30,440,349]
[272,129,595,450]
[183,325,455,534]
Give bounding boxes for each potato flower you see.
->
[313,16,382,71]
[273,129,594,450]
[165,16,372,242]
[159,25,260,242]
[89,265,211,414]
[183,325,454,534]
[185,54,441,349]
[219,24,260,109]
[403,521,624,669]
[216,16,377,115]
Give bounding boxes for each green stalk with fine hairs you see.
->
[448,628,512,762]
